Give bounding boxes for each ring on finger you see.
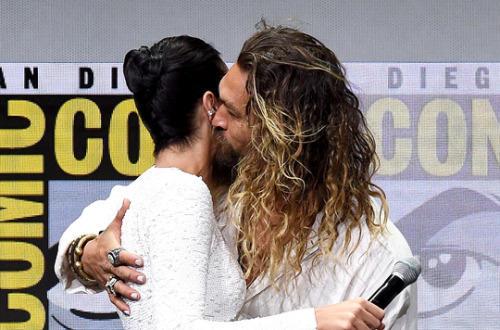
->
[105,275,121,295]
[108,247,124,267]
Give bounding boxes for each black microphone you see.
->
[368,257,421,309]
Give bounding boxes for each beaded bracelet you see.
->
[67,234,97,283]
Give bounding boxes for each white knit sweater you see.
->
[117,167,317,329]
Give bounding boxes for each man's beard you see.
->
[212,129,240,188]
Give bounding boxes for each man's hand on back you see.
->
[80,199,146,315]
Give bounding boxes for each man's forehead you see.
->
[219,64,249,108]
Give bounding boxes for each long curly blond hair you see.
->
[224,25,388,287]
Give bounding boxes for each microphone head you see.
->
[393,257,421,285]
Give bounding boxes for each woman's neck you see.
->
[154,141,213,188]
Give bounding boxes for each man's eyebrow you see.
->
[219,97,239,113]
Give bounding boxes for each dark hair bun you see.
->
[123,36,226,155]
[123,47,163,96]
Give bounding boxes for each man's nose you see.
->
[211,108,228,130]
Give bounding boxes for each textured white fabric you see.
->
[118,167,245,328]
[55,167,318,329]
[235,203,418,330]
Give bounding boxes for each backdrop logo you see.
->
[1,63,498,329]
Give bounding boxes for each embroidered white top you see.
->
[55,167,317,329]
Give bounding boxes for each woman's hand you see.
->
[315,298,385,330]
[80,199,146,315]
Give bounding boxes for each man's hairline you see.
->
[218,71,250,118]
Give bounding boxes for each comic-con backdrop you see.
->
[1,63,499,329]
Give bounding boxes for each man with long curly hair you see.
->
[210,25,417,328]
[56,25,416,329]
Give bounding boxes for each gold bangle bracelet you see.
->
[67,234,97,283]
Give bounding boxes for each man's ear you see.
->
[202,91,216,112]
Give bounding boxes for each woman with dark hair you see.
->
[115,35,248,328]
[59,35,386,330]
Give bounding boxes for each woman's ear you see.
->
[202,91,216,112]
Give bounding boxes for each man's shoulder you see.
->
[375,218,414,261]
[351,197,413,261]
[316,211,414,269]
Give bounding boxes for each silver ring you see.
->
[105,275,121,295]
[107,247,124,267]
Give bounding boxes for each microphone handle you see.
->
[368,274,406,309]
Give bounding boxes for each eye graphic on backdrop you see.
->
[397,188,500,323]
[417,243,499,317]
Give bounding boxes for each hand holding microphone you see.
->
[315,257,420,330]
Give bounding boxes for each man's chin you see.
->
[212,141,240,187]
